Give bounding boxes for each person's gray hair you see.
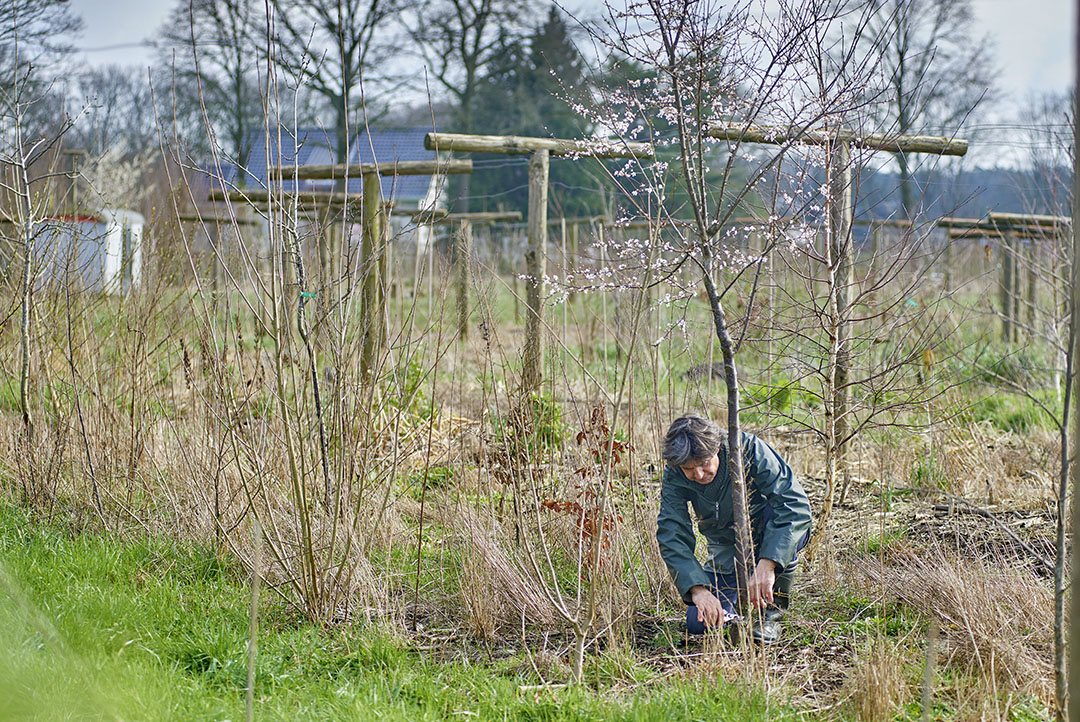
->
[662,415,723,466]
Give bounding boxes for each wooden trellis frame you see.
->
[707,121,969,520]
[425,132,653,393]
[217,158,473,371]
[938,213,1070,343]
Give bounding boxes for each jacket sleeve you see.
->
[656,469,711,605]
[744,433,812,572]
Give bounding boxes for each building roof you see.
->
[237,126,438,201]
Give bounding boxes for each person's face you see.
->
[679,454,720,484]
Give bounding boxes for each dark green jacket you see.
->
[656,431,811,604]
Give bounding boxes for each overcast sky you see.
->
[75,0,1072,101]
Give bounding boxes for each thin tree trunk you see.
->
[1002,233,1015,343]
[360,171,383,374]
[18,160,34,443]
[897,141,914,219]
[1056,277,1073,721]
[1028,239,1038,336]
[701,252,752,597]
[829,141,854,510]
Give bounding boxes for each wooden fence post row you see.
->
[939,214,1069,344]
[425,132,653,395]
[707,122,968,520]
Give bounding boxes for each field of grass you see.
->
[0,225,1068,720]
[0,503,796,721]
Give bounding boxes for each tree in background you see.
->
[0,0,82,144]
[468,5,603,217]
[405,0,534,210]
[158,0,264,176]
[69,66,158,157]
[269,0,404,163]
[866,0,997,217]
[0,0,81,91]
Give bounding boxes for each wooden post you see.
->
[361,171,383,374]
[1001,232,1014,344]
[317,206,333,309]
[211,219,224,302]
[569,222,579,305]
[598,221,608,373]
[523,149,549,394]
[560,217,568,368]
[456,219,472,340]
[378,199,390,352]
[941,224,952,293]
[281,227,297,338]
[424,132,653,394]
[1026,237,1037,337]
[708,123,968,521]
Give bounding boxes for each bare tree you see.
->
[405,0,532,134]
[268,0,403,163]
[404,0,534,209]
[0,0,81,85]
[158,0,264,174]
[573,0,885,614]
[69,65,158,156]
[0,0,81,141]
[866,0,997,217]
[0,5,79,448]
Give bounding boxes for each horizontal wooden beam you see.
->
[936,217,996,230]
[948,228,1048,241]
[988,212,1070,228]
[177,213,261,227]
[268,158,473,180]
[443,211,522,223]
[707,123,968,156]
[391,207,448,219]
[939,214,1069,232]
[558,215,609,225]
[209,188,393,210]
[397,210,523,224]
[425,132,653,159]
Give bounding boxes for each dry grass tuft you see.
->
[445,506,558,630]
[460,540,499,640]
[845,636,907,722]
[855,546,1052,702]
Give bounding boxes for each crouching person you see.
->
[656,416,811,643]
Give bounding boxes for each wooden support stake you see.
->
[707,123,968,156]
[560,217,568,371]
[1012,236,1022,343]
[943,225,953,293]
[1027,238,1038,337]
[281,224,297,339]
[270,158,474,180]
[523,149,549,394]
[1001,233,1014,344]
[456,219,472,340]
[360,172,383,374]
[425,132,653,159]
[317,206,334,309]
[569,222,579,305]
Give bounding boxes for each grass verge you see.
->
[0,503,800,721]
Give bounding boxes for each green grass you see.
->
[0,503,803,721]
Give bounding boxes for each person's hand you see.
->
[690,585,726,629]
[747,559,777,609]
